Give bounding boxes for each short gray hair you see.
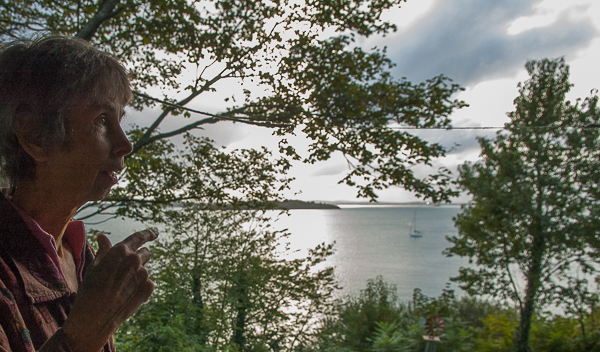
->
[0,36,131,189]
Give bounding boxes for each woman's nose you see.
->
[112,125,133,157]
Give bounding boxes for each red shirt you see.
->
[0,194,115,351]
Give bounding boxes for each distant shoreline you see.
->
[280,200,466,209]
[88,200,465,211]
[277,200,340,209]
[323,201,466,207]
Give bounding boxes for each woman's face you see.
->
[43,98,133,206]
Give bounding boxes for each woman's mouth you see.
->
[105,171,118,185]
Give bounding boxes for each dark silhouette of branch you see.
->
[129,92,293,154]
[76,0,121,40]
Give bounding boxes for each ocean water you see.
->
[271,205,467,300]
[83,205,467,301]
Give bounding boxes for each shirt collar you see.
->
[0,194,87,303]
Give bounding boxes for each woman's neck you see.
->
[11,181,79,242]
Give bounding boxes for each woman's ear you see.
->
[13,112,51,162]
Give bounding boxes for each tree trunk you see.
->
[233,300,247,351]
[232,275,248,351]
[192,274,208,346]
[514,233,545,352]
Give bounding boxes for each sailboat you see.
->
[409,210,423,237]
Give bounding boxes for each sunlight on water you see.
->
[271,209,334,258]
[270,206,468,300]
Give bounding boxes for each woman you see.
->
[0,36,157,352]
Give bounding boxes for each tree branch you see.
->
[130,92,293,154]
[75,0,121,40]
[504,246,523,311]
[132,20,287,151]
[133,66,230,151]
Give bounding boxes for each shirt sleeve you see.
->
[0,282,34,352]
[0,283,73,352]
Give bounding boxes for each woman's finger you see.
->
[95,234,113,263]
[136,247,152,265]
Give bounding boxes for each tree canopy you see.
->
[113,134,337,351]
[1,0,466,203]
[446,58,600,352]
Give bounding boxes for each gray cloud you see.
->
[126,108,251,148]
[411,128,497,159]
[195,122,253,148]
[387,0,598,86]
[311,161,348,177]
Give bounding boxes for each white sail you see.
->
[409,210,423,237]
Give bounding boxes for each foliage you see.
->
[311,277,505,352]
[115,136,337,351]
[411,285,456,318]
[473,310,517,352]
[313,276,409,352]
[311,278,485,352]
[406,287,478,352]
[471,309,600,352]
[313,277,600,352]
[370,322,406,352]
[445,58,600,352]
[79,129,291,220]
[1,0,466,203]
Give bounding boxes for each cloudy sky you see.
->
[295,0,599,203]
[135,0,600,204]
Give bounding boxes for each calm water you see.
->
[271,205,467,299]
[83,205,467,301]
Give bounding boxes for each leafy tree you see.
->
[313,277,505,352]
[81,130,293,221]
[472,308,600,352]
[369,322,411,352]
[313,277,599,352]
[1,0,466,204]
[551,276,600,351]
[445,58,600,352]
[120,209,337,352]
[411,285,456,319]
[314,276,408,352]
[473,310,518,352]
[404,287,480,352]
[115,135,337,351]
